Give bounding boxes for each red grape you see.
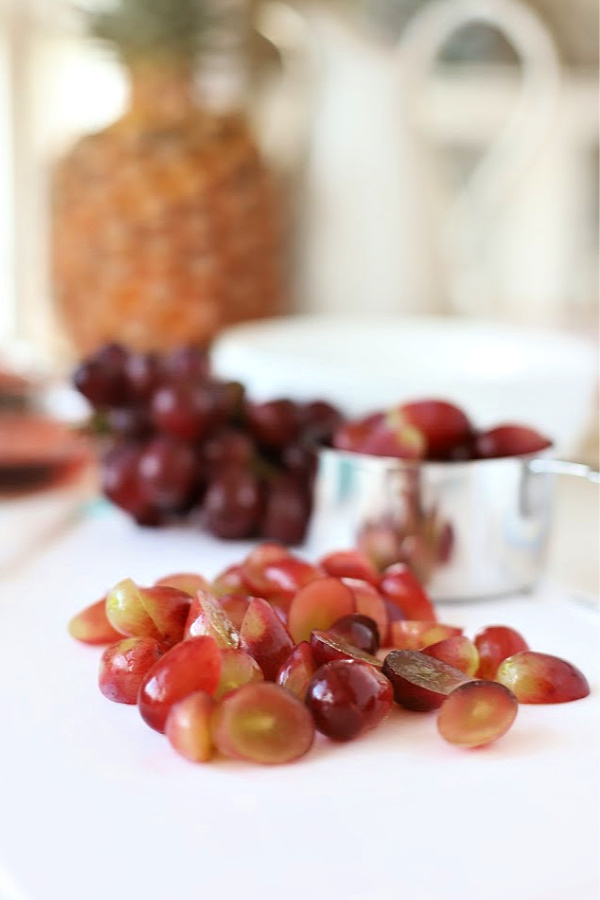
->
[214,649,264,700]
[319,550,380,586]
[387,620,463,651]
[276,642,318,700]
[260,475,311,546]
[72,343,129,407]
[379,563,437,621]
[475,425,552,459]
[382,649,471,711]
[310,630,383,668]
[124,352,161,402]
[202,470,263,539]
[99,637,163,704]
[166,691,215,763]
[138,435,198,511]
[239,597,295,680]
[423,635,479,676]
[397,399,473,460]
[102,441,163,526]
[105,578,191,647]
[298,400,343,442]
[287,578,355,644]
[212,682,315,765]
[496,651,590,703]
[437,680,518,748]
[474,625,529,680]
[341,578,389,643]
[138,636,222,733]
[203,429,255,478]
[245,399,299,450]
[68,597,123,645]
[306,659,393,741]
[162,345,210,383]
[151,383,215,441]
[332,413,384,453]
[329,613,380,654]
[184,590,240,648]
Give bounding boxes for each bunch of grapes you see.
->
[73,343,343,543]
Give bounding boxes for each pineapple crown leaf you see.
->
[86,0,240,63]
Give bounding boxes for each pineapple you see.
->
[52,0,284,356]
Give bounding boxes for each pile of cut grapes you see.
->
[69,544,590,766]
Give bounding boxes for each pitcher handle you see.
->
[397,0,561,314]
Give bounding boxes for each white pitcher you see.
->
[257,0,560,317]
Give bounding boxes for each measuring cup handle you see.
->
[528,458,600,485]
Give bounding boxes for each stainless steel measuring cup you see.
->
[306,447,599,603]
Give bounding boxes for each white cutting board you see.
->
[0,506,597,900]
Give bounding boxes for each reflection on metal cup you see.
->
[306,447,560,603]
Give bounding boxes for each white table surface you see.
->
[0,482,598,900]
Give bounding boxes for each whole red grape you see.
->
[202,469,263,539]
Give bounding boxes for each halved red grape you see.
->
[214,648,264,700]
[341,578,389,644]
[68,597,123,645]
[388,620,463,651]
[212,564,248,598]
[437,680,518,748]
[287,578,355,644]
[239,597,295,680]
[211,682,315,765]
[155,573,211,597]
[184,590,240,649]
[332,413,384,454]
[397,399,473,460]
[496,651,590,703]
[382,649,471,711]
[240,544,316,602]
[276,642,318,700]
[360,415,425,460]
[305,659,393,742]
[99,637,163,704]
[319,550,380,586]
[165,691,215,763]
[423,635,479,676]
[379,564,437,622]
[329,613,380,654]
[310,630,383,668]
[475,424,552,459]
[138,636,222,733]
[474,625,529,680]
[105,579,190,646]
[218,594,251,631]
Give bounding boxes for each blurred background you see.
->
[0,0,598,449]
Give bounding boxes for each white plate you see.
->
[212,314,598,456]
[0,507,597,900]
